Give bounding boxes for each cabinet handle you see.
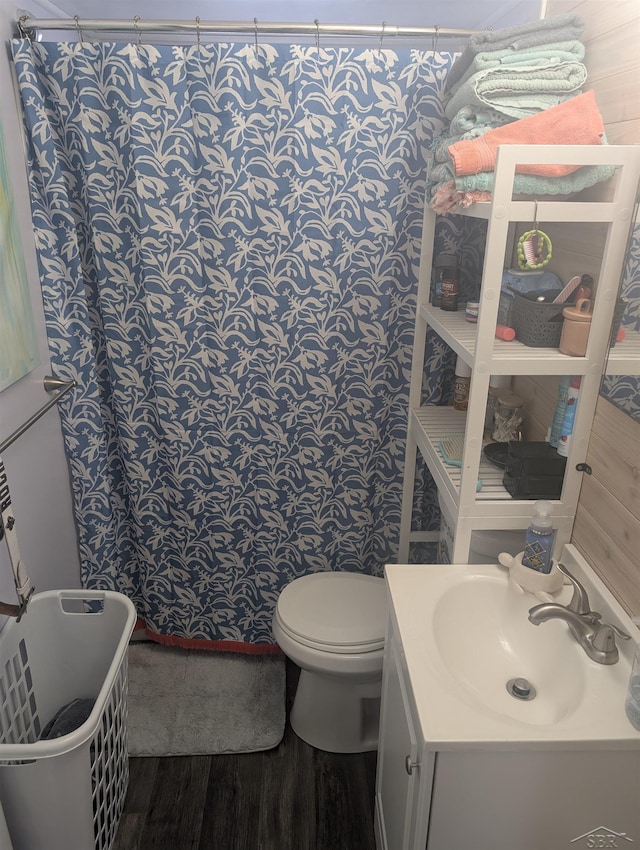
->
[405,755,419,775]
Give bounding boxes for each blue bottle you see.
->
[549,376,571,448]
[521,500,555,574]
[556,376,581,458]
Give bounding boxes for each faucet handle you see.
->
[592,621,631,659]
[608,623,631,641]
[556,562,592,615]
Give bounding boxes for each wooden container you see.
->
[559,297,592,356]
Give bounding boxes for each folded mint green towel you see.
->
[427,160,454,184]
[445,13,585,91]
[444,60,587,121]
[454,164,616,196]
[449,105,511,136]
[448,40,586,96]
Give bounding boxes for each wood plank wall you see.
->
[541,0,640,615]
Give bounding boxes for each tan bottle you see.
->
[559,298,592,356]
[453,357,471,411]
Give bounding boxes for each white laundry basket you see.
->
[0,590,136,850]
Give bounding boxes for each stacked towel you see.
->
[426,14,614,213]
[449,105,511,136]
[430,165,615,215]
[444,13,585,92]
[445,42,587,119]
[448,91,607,177]
[449,39,585,80]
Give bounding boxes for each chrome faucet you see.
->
[528,563,630,665]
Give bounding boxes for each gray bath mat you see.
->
[126,642,286,756]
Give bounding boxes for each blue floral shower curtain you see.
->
[12,39,458,649]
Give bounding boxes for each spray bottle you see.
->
[549,375,571,448]
[521,500,555,574]
[556,376,581,458]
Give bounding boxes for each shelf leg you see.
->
[398,435,418,563]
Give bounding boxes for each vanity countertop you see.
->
[385,545,640,751]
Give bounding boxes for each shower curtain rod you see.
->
[17,15,477,41]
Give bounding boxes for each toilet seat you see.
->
[276,572,386,654]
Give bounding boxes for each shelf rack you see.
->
[399,144,640,564]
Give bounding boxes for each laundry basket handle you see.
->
[55,590,108,615]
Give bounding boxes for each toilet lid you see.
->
[277,572,386,652]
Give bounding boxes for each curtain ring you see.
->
[195,16,201,50]
[432,24,440,55]
[18,14,31,39]
[133,15,142,47]
[314,19,320,51]
[74,15,84,44]
[254,17,259,49]
[379,21,386,56]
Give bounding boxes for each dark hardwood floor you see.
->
[113,660,378,850]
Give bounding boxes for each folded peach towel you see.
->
[448,91,605,177]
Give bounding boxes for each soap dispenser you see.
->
[521,500,555,574]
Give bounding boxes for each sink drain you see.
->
[506,678,536,701]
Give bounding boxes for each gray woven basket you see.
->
[511,292,564,348]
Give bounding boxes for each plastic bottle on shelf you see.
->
[556,376,581,457]
[521,500,555,574]
[559,298,593,357]
[440,271,460,312]
[431,254,458,308]
[549,376,571,448]
[453,357,471,411]
[465,301,480,323]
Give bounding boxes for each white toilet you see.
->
[272,571,386,754]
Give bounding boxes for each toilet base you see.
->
[290,668,382,753]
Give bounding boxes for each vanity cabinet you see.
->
[374,557,640,850]
[398,144,640,564]
[375,617,432,850]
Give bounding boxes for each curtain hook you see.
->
[379,21,386,56]
[195,16,201,51]
[314,19,320,52]
[18,15,35,41]
[74,15,84,45]
[133,15,142,47]
[254,17,259,49]
[432,24,440,55]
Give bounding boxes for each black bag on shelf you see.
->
[502,441,566,499]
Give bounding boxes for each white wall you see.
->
[0,0,80,622]
[45,0,544,33]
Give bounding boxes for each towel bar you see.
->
[0,375,76,454]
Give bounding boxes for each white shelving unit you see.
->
[399,144,640,564]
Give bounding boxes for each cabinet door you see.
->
[376,635,422,850]
[426,749,640,850]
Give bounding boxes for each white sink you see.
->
[432,573,587,726]
[386,545,640,748]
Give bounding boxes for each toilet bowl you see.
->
[272,571,386,754]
